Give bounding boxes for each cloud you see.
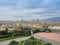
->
[0,0,60,20]
[0,8,45,20]
[0,7,60,20]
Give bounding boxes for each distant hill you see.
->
[45,17,60,22]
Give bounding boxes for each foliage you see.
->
[19,40,42,45]
[13,30,31,36]
[0,29,31,38]
[29,36,37,40]
[33,29,41,33]
[0,30,11,38]
[0,36,23,42]
[8,40,19,45]
[22,27,31,30]
[24,40,37,45]
[43,29,51,32]
[44,42,52,45]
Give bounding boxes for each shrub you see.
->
[24,40,37,45]
[33,29,41,33]
[8,40,19,45]
[19,40,43,45]
[14,30,31,36]
[29,36,37,40]
[43,29,51,32]
[44,42,52,45]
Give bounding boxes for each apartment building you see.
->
[0,25,6,31]
[48,26,60,29]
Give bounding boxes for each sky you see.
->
[0,0,60,21]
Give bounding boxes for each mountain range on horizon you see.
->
[45,17,60,22]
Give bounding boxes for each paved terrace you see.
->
[34,32,60,45]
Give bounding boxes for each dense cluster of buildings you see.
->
[0,21,22,31]
[0,21,60,32]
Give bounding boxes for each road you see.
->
[0,36,30,45]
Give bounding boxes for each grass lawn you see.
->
[19,41,24,45]
[19,40,43,45]
[0,36,25,42]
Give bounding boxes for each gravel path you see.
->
[0,36,30,45]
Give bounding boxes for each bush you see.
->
[43,29,51,32]
[0,30,31,38]
[29,36,37,40]
[20,40,42,45]
[33,29,41,33]
[8,40,19,45]
[44,42,52,45]
[24,40,37,45]
[14,30,31,36]
[0,30,12,38]
[22,27,31,30]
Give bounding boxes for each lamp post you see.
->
[31,30,33,35]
